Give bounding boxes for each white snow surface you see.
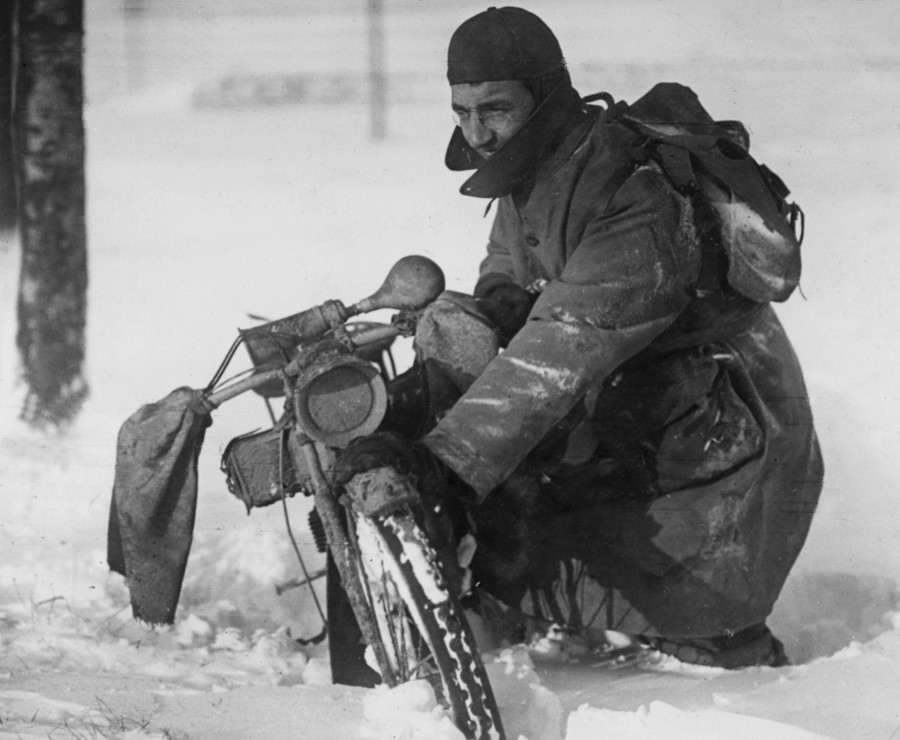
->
[3,1,900,738]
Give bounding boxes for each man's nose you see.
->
[463,117,494,149]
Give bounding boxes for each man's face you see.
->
[451,81,536,160]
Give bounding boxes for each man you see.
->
[336,6,823,670]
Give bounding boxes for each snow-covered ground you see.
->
[2,1,900,738]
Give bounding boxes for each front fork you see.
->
[286,432,409,686]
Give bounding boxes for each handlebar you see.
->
[206,321,402,407]
[248,256,445,348]
[203,256,444,408]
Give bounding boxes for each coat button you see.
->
[524,235,539,247]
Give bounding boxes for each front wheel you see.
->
[351,505,505,740]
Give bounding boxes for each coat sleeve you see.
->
[423,166,700,499]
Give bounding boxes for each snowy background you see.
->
[2,1,900,738]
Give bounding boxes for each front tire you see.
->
[351,506,504,740]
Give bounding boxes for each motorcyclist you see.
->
[334,6,823,672]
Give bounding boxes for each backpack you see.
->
[587,83,804,303]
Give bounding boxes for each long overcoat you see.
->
[422,106,824,638]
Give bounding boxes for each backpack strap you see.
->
[582,90,616,107]
[583,93,706,196]
[580,92,641,215]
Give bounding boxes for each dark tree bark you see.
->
[0,0,15,230]
[14,0,88,426]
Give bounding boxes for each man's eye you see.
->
[481,109,511,125]
[451,107,516,127]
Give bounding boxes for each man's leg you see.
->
[469,469,794,669]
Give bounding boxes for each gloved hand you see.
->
[332,431,453,500]
[476,282,535,346]
[334,432,473,593]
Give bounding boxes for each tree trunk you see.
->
[0,0,15,230]
[14,0,88,426]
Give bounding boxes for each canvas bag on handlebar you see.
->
[107,386,213,625]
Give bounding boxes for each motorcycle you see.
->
[203,256,504,740]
